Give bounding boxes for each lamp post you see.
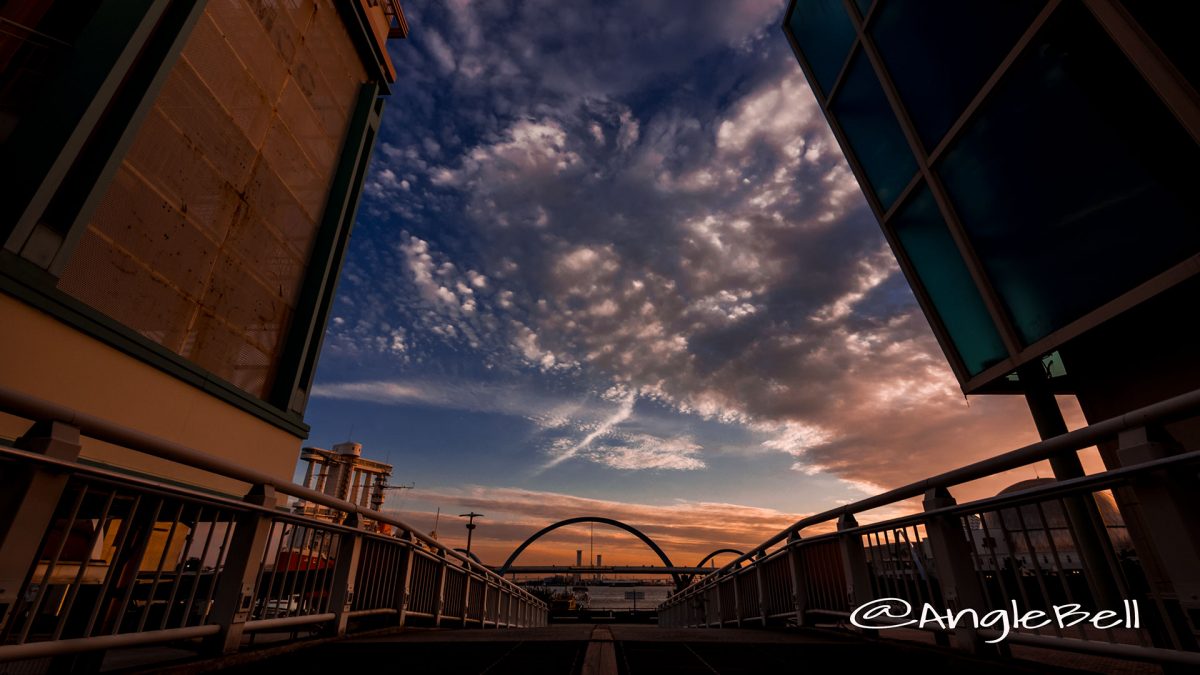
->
[460,512,484,554]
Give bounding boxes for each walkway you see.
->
[208,624,1111,674]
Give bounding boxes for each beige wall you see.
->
[0,293,304,498]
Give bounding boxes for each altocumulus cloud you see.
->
[317,0,1053,488]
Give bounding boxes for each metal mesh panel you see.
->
[57,1,367,398]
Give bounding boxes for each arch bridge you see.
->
[497,516,742,590]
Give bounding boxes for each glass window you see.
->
[937,2,1200,345]
[892,184,1007,376]
[854,0,873,18]
[870,0,1042,152]
[785,0,857,96]
[829,51,917,210]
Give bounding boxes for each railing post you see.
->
[923,487,988,652]
[837,514,873,612]
[786,533,809,627]
[207,484,276,655]
[0,421,82,633]
[394,534,415,627]
[327,516,363,637]
[461,573,471,627]
[481,579,491,628]
[732,574,742,627]
[433,551,448,626]
[1117,426,1200,651]
[714,575,723,627]
[754,551,768,626]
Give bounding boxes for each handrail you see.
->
[667,447,1200,602]
[702,384,1200,579]
[0,385,542,605]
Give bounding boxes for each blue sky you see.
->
[300,0,1077,565]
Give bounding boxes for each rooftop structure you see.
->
[294,442,396,532]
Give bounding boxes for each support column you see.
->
[0,421,83,633]
[923,488,989,652]
[1116,426,1200,651]
[301,459,315,489]
[314,463,328,494]
[1021,365,1122,610]
[347,470,361,506]
[207,485,276,655]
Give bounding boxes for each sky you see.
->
[301,0,1096,569]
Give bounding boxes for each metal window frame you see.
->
[781,0,1200,394]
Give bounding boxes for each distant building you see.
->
[294,442,395,531]
[969,480,1132,572]
[0,1,408,495]
[781,1,1200,452]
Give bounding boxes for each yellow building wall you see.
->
[0,293,304,498]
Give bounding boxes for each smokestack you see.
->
[576,550,582,566]
[596,554,602,566]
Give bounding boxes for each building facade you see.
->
[781,0,1200,451]
[783,0,1200,647]
[0,0,407,493]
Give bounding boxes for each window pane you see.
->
[892,184,1007,376]
[855,0,873,17]
[786,0,857,96]
[871,0,1042,151]
[829,51,917,210]
[937,3,1200,345]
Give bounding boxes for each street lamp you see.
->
[460,512,484,554]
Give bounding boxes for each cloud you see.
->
[328,0,1056,504]
[311,379,708,473]
[385,484,799,567]
[541,391,637,470]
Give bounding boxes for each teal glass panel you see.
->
[937,3,1200,345]
[871,0,1042,150]
[786,0,857,96]
[855,0,873,17]
[892,184,1007,376]
[829,51,917,210]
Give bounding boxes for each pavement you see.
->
[202,624,1131,674]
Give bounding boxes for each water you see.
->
[571,585,673,610]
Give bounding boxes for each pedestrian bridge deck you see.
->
[210,624,1124,675]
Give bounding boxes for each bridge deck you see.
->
[204,625,1125,675]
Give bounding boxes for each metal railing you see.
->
[658,387,1200,668]
[364,0,409,39]
[0,387,546,669]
